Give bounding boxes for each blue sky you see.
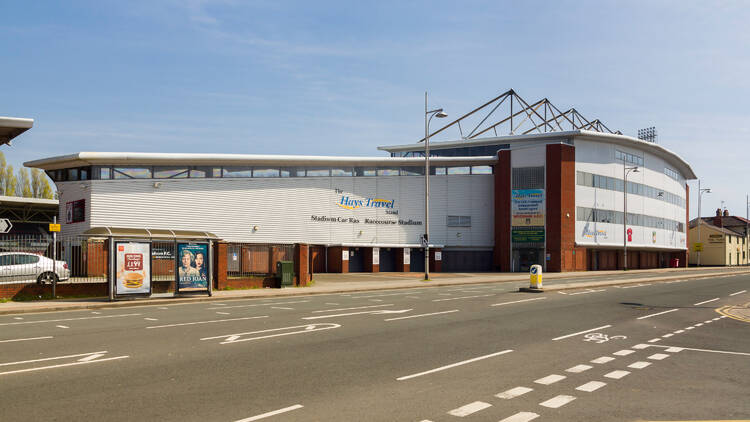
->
[1,1,748,217]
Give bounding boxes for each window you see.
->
[355,167,376,176]
[253,168,280,178]
[377,168,399,176]
[306,168,330,177]
[447,215,471,227]
[189,167,213,178]
[471,165,493,174]
[222,167,252,178]
[330,168,353,177]
[154,167,188,179]
[113,167,152,179]
[447,166,470,175]
[400,167,424,176]
[665,167,680,181]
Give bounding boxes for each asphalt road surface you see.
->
[1,273,749,421]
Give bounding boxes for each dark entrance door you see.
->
[378,248,396,272]
[410,248,425,272]
[348,248,364,272]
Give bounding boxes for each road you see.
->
[1,272,749,421]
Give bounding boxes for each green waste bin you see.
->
[276,261,295,287]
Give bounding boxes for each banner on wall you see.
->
[176,243,209,292]
[115,241,151,295]
[511,189,545,227]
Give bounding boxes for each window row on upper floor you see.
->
[46,165,494,182]
[577,206,685,233]
[576,171,686,208]
[390,143,510,157]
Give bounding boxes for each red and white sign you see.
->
[627,228,633,242]
[124,253,143,271]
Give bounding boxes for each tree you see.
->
[17,167,32,198]
[0,151,18,196]
[31,168,54,199]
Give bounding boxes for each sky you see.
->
[1,0,748,218]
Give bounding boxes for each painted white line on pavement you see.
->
[234,404,304,422]
[553,325,612,341]
[12,317,23,320]
[158,307,168,310]
[636,308,679,320]
[534,374,566,385]
[685,326,695,330]
[539,395,576,408]
[591,356,615,364]
[144,318,158,321]
[628,361,651,369]
[433,294,495,302]
[303,308,410,320]
[604,370,630,379]
[216,312,231,315]
[496,386,533,399]
[565,364,592,373]
[695,323,704,327]
[694,298,720,306]
[396,350,513,381]
[56,325,69,329]
[648,338,661,343]
[0,351,108,367]
[633,344,649,349]
[202,323,340,344]
[0,313,142,326]
[662,333,674,338]
[438,293,453,296]
[447,401,492,417]
[704,320,713,323]
[146,316,268,329]
[78,353,106,362]
[499,412,539,422]
[312,304,393,313]
[648,353,670,360]
[385,310,459,321]
[206,300,310,310]
[369,299,384,302]
[557,291,568,295]
[712,317,721,321]
[0,336,53,344]
[90,312,100,315]
[729,290,747,296]
[491,297,547,307]
[568,289,606,296]
[271,307,293,310]
[620,283,651,289]
[324,303,339,305]
[406,296,421,299]
[665,347,683,353]
[674,330,685,333]
[576,381,606,392]
[349,291,423,299]
[613,350,635,356]
[0,355,130,376]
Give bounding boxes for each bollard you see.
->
[520,264,544,293]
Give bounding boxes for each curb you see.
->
[2,269,749,316]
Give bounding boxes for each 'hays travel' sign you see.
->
[337,195,395,210]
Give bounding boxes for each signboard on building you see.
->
[693,242,703,252]
[403,248,410,265]
[176,243,209,292]
[115,242,151,295]
[512,189,545,227]
[372,247,380,265]
[512,228,545,243]
[66,199,85,224]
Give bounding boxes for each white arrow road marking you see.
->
[234,404,304,422]
[312,304,394,313]
[0,351,129,376]
[0,336,53,344]
[146,316,268,329]
[0,313,141,326]
[302,309,411,320]
[201,323,341,344]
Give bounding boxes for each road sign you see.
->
[0,218,12,233]
[49,223,61,232]
[693,243,704,252]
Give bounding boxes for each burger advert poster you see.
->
[115,242,151,295]
[177,243,208,291]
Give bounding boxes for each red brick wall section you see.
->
[546,144,577,272]
[294,243,310,286]
[0,283,107,300]
[327,247,347,273]
[493,150,512,271]
[363,247,379,272]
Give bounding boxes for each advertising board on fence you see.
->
[176,243,209,292]
[115,241,151,295]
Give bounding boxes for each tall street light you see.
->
[423,91,447,281]
[623,165,639,270]
[697,179,711,266]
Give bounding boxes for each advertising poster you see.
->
[511,189,545,227]
[177,243,209,291]
[115,242,151,295]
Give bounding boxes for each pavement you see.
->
[1,266,750,315]
[1,269,749,421]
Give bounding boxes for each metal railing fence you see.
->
[226,243,295,278]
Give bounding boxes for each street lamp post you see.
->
[623,165,639,270]
[697,179,711,266]
[423,91,447,281]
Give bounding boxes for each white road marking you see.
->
[406,296,421,299]
[499,412,539,422]
[303,309,411,320]
[557,291,568,295]
[491,297,547,307]
[324,303,339,305]
[604,370,630,379]
[496,386,533,399]
[591,356,615,364]
[447,401,492,417]
[0,313,141,326]
[396,350,513,381]
[648,353,670,360]
[216,312,231,315]
[384,310,459,321]
[686,326,695,330]
[312,304,393,313]
[12,317,23,320]
[648,338,661,343]
[202,323,341,344]
[576,381,606,392]
[636,308,679,320]
[90,312,100,315]
[433,294,494,302]
[704,320,713,323]
[662,333,674,338]
[144,318,158,321]
[0,336,53,344]
[0,351,107,367]
[695,323,704,327]
[369,299,384,302]
[613,350,635,356]
[158,307,168,310]
[628,361,652,369]
[0,351,129,375]
[620,283,651,289]
[56,325,69,329]
[234,404,304,422]
[694,298,720,306]
[633,344,649,349]
[534,374,566,385]
[146,316,268,329]
[566,364,593,373]
[674,330,685,333]
[349,291,422,299]
[729,290,746,296]
[539,395,576,408]
[206,300,309,310]
[665,347,683,353]
[78,353,105,362]
[568,289,606,296]
[712,317,721,321]
[438,293,453,296]
[271,307,293,310]
[552,325,612,341]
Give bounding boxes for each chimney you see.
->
[723,209,730,217]
[714,208,723,228]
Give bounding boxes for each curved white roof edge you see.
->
[24,152,497,171]
[378,130,697,180]
[0,116,34,145]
